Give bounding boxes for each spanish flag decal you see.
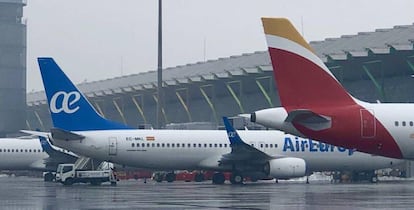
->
[146,136,155,141]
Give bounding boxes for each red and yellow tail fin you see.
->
[261,18,356,109]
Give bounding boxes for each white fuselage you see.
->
[364,103,414,159]
[0,138,47,170]
[51,129,402,173]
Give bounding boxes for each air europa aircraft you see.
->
[246,17,414,159]
[0,136,77,181]
[22,58,402,184]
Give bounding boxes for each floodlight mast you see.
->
[156,0,163,129]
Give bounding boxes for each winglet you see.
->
[222,117,244,145]
[39,136,56,155]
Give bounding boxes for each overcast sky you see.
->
[24,0,414,92]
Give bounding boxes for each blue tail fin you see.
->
[222,117,245,146]
[37,57,132,131]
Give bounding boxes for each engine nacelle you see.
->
[250,107,288,130]
[265,157,306,179]
[249,107,304,137]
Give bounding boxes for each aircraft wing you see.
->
[20,130,49,137]
[220,117,282,165]
[39,135,78,161]
[50,128,85,140]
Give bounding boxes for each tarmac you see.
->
[0,176,414,209]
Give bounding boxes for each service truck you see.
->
[56,163,117,185]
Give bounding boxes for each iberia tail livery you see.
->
[249,18,414,159]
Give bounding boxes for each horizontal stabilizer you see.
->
[285,109,331,131]
[20,130,49,138]
[51,128,85,141]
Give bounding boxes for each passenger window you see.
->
[188,143,191,148]
[214,143,217,147]
[131,143,135,147]
[403,121,406,126]
[137,143,140,147]
[8,149,10,152]
[157,143,160,147]
[29,149,31,152]
[219,144,222,148]
[204,144,207,148]
[410,121,413,126]
[193,143,197,148]
[209,143,212,148]
[0,149,2,152]
[147,143,150,147]
[260,144,263,148]
[172,143,175,148]
[275,144,278,148]
[11,149,14,152]
[152,143,155,147]
[395,121,399,126]
[161,143,165,147]
[25,149,27,152]
[199,144,202,148]
[21,149,23,152]
[270,144,273,148]
[265,144,268,148]
[224,144,227,148]
[142,143,145,147]
[176,144,180,148]
[166,143,170,147]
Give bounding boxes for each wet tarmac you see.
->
[0,176,414,209]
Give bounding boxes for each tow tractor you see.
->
[56,163,117,186]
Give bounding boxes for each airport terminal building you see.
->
[27,22,414,131]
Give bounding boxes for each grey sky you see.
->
[24,0,414,91]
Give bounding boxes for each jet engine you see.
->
[250,107,288,130]
[264,157,306,179]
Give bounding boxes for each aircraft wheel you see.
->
[230,173,243,185]
[153,173,164,182]
[165,172,176,183]
[194,173,205,182]
[370,175,378,183]
[212,172,225,184]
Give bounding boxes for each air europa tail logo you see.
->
[50,91,81,114]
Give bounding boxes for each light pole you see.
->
[156,0,163,129]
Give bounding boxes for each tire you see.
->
[63,178,74,186]
[371,175,378,183]
[165,172,176,183]
[44,173,55,182]
[194,173,205,182]
[212,172,225,185]
[153,173,164,182]
[230,173,243,185]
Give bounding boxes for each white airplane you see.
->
[0,136,77,180]
[245,17,414,160]
[22,57,403,184]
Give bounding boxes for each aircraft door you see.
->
[360,109,376,138]
[108,137,117,156]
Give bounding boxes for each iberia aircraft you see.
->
[23,58,403,184]
[246,17,413,159]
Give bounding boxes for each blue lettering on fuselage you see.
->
[283,137,355,156]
